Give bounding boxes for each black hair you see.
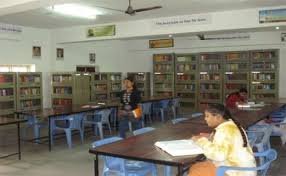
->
[206,103,248,148]
[239,88,248,94]
[124,76,137,90]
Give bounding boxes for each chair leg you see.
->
[148,114,152,124]
[93,124,98,136]
[34,125,40,142]
[79,128,84,144]
[256,144,265,165]
[152,165,158,176]
[50,128,54,146]
[141,120,145,128]
[128,121,132,132]
[107,122,112,135]
[164,166,172,176]
[160,109,165,122]
[65,129,72,149]
[97,123,104,139]
[172,106,176,119]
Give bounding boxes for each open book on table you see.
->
[154,139,204,157]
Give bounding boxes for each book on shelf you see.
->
[154,139,203,156]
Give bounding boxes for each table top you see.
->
[89,122,212,166]
[230,103,284,128]
[15,96,176,118]
[89,102,285,167]
[141,96,176,103]
[15,104,118,118]
[0,117,27,126]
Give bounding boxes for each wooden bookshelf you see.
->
[0,73,16,116]
[127,72,151,98]
[199,53,223,105]
[224,52,250,100]
[16,72,42,111]
[175,54,198,110]
[250,50,279,102]
[51,72,90,107]
[108,72,122,102]
[90,72,109,102]
[153,53,175,97]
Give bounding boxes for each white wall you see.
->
[0,27,52,108]
[51,6,286,43]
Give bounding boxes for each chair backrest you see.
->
[270,111,285,122]
[91,137,124,171]
[248,124,273,149]
[142,102,152,114]
[171,118,188,124]
[191,112,203,118]
[92,136,123,148]
[172,98,180,108]
[133,127,155,136]
[69,113,85,129]
[96,109,112,123]
[216,149,277,176]
[25,115,38,125]
[160,99,170,109]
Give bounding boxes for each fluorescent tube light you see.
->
[47,4,103,19]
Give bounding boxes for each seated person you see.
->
[189,104,256,176]
[226,88,248,108]
[118,76,142,138]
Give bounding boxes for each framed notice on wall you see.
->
[87,25,116,37]
[259,8,286,23]
[149,38,174,48]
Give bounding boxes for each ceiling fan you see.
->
[95,0,162,16]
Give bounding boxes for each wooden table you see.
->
[0,117,27,160]
[15,104,118,151]
[89,102,286,176]
[90,122,212,176]
[230,103,284,128]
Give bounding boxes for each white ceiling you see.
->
[0,0,286,29]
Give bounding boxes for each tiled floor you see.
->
[0,121,285,176]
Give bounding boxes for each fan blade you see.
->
[94,5,125,13]
[133,6,162,13]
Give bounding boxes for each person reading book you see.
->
[226,88,248,108]
[118,76,142,138]
[189,103,256,176]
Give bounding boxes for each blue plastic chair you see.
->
[171,112,203,124]
[171,117,188,124]
[153,100,170,122]
[133,127,155,136]
[84,109,112,139]
[22,115,45,142]
[270,111,285,123]
[141,102,153,126]
[216,149,277,176]
[172,98,180,119]
[92,136,157,176]
[50,113,84,148]
[247,124,273,164]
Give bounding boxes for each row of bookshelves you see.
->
[51,72,151,107]
[153,49,279,111]
[0,72,43,116]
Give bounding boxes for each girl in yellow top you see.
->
[189,104,256,176]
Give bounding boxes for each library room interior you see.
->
[1,0,286,176]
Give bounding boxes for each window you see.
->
[0,64,35,72]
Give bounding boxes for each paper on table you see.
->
[154,139,204,157]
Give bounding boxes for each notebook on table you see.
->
[154,139,204,156]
